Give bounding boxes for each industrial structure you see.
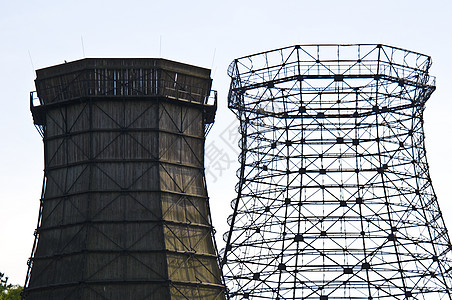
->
[222,44,452,299]
[24,58,226,299]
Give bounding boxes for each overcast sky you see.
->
[1,0,452,285]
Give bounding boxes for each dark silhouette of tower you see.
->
[222,44,452,300]
[25,58,226,299]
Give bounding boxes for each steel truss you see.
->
[24,59,225,299]
[222,44,452,300]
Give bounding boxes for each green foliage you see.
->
[0,273,23,300]
[0,285,23,300]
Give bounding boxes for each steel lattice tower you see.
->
[24,58,226,299]
[222,44,452,300]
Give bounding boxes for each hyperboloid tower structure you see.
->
[222,44,452,300]
[24,58,226,299]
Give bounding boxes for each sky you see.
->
[1,0,452,285]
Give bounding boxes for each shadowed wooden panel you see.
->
[25,58,225,300]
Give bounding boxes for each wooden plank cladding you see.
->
[24,59,225,300]
[34,58,212,105]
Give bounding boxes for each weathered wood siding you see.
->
[24,59,225,300]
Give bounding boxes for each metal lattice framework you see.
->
[24,58,226,300]
[222,44,452,300]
